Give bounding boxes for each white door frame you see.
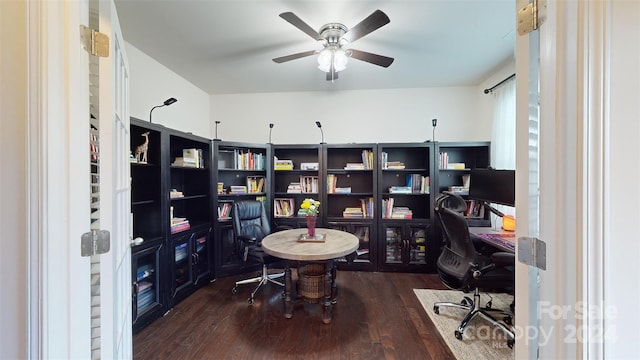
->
[519,0,638,358]
[26,0,92,358]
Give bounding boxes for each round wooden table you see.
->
[261,228,359,323]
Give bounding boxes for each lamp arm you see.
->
[482,201,505,217]
[149,104,164,123]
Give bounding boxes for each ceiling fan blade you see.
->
[349,49,394,68]
[342,10,390,44]
[272,50,317,63]
[279,12,323,41]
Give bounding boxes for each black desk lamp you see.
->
[432,118,438,141]
[316,121,325,144]
[213,121,221,141]
[149,97,177,123]
[268,123,274,144]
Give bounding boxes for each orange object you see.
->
[502,215,516,231]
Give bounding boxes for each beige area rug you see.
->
[414,289,515,360]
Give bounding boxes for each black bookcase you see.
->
[212,141,271,277]
[130,118,214,333]
[323,144,377,271]
[377,143,436,272]
[434,141,491,227]
[271,144,322,230]
[130,119,168,333]
[166,129,213,300]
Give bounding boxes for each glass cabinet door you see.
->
[193,228,211,285]
[173,235,192,295]
[132,242,163,329]
[382,223,430,268]
[407,225,428,265]
[327,222,375,270]
[384,225,404,264]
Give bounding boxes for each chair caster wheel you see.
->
[433,306,439,314]
[231,286,238,295]
[461,297,472,306]
[455,330,463,340]
[503,316,512,325]
[248,297,254,305]
[507,339,515,349]
[486,300,492,309]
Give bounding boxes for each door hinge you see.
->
[517,0,546,35]
[80,25,109,57]
[81,229,111,256]
[517,236,546,270]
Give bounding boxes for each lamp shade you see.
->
[502,215,516,231]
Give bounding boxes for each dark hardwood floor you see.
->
[133,270,453,360]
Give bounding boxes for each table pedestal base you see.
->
[283,260,337,324]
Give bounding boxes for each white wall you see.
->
[209,61,514,144]
[210,87,481,144]
[124,43,514,146]
[125,42,211,138]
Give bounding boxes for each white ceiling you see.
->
[114,0,515,95]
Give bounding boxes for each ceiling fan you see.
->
[272,10,394,81]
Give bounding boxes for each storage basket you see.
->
[297,263,326,299]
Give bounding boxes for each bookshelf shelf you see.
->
[132,200,156,206]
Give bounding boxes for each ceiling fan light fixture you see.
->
[317,48,349,73]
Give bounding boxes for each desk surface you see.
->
[262,228,359,261]
[469,226,516,253]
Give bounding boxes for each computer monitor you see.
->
[468,168,515,207]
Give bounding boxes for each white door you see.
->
[29,0,131,358]
[95,0,132,358]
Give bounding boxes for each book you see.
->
[300,176,319,193]
[274,198,294,217]
[274,158,294,170]
[183,148,199,167]
[286,182,302,193]
[446,162,466,170]
[247,176,265,193]
[326,174,337,193]
[217,202,232,220]
[171,221,191,234]
[230,185,248,194]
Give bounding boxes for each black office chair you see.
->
[432,192,515,347]
[230,200,285,304]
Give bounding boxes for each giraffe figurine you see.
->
[134,132,150,163]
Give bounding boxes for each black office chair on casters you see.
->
[230,200,285,304]
[432,192,516,348]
